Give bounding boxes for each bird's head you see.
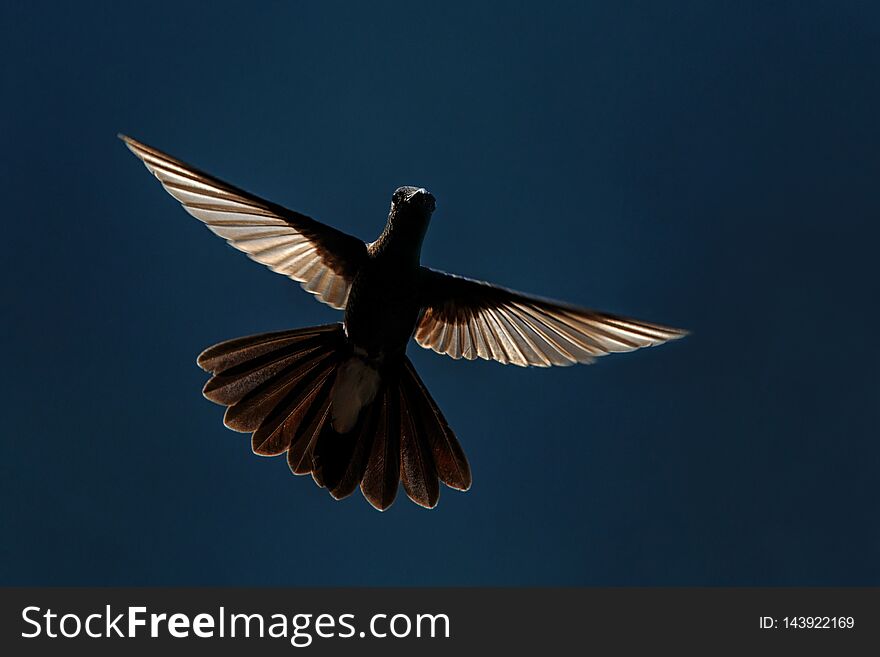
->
[381,186,435,255]
[390,186,436,216]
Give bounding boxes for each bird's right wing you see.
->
[121,135,367,309]
[416,268,688,367]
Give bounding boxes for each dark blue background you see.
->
[2,1,878,585]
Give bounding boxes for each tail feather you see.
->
[199,324,340,408]
[198,325,470,510]
[313,391,380,499]
[203,343,323,406]
[360,384,401,511]
[198,325,339,373]
[401,358,471,491]
[398,383,440,508]
[223,352,334,432]
[330,411,379,499]
[252,365,335,456]
[286,389,333,476]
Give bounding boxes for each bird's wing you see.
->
[415,267,688,367]
[121,135,367,309]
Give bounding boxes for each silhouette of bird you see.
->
[121,135,687,510]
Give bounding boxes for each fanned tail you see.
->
[319,355,471,510]
[198,327,471,510]
[197,324,344,468]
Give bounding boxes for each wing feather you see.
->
[416,268,687,367]
[121,135,367,309]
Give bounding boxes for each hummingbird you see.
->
[121,135,687,511]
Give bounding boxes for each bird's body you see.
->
[329,257,421,437]
[333,187,432,438]
[121,135,688,510]
[345,247,422,361]
[345,186,434,360]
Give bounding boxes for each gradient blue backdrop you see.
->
[2,1,878,585]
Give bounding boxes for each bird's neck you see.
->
[371,218,427,266]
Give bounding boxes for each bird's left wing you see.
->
[121,135,367,309]
[415,267,687,367]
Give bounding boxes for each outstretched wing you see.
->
[121,135,367,309]
[416,268,687,367]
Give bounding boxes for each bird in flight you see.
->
[121,135,687,510]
